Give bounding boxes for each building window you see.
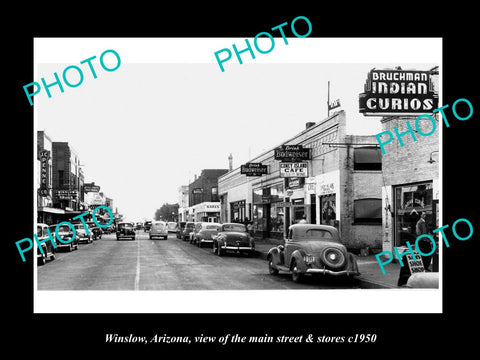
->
[354,198,382,224]
[58,170,64,187]
[354,147,382,171]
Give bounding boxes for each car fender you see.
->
[290,249,308,273]
[267,247,283,266]
[346,252,360,274]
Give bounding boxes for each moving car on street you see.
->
[144,220,152,232]
[212,223,255,256]
[267,224,359,283]
[150,221,168,240]
[49,223,79,252]
[167,222,177,233]
[116,222,136,240]
[192,222,221,248]
[37,223,56,265]
[136,222,143,230]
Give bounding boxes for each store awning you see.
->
[37,207,66,214]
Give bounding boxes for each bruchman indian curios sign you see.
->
[359,69,438,116]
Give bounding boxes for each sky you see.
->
[35,38,441,222]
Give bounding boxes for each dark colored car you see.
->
[176,222,186,239]
[267,224,359,283]
[86,221,103,240]
[136,222,143,230]
[74,223,93,244]
[212,223,255,256]
[37,223,56,265]
[192,222,221,248]
[49,223,79,252]
[116,222,136,240]
[144,221,152,232]
[182,222,195,241]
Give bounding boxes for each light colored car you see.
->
[37,223,56,265]
[74,223,93,244]
[267,224,359,283]
[192,222,221,248]
[150,221,168,240]
[167,222,177,233]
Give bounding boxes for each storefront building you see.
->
[189,202,221,222]
[218,110,384,250]
[379,115,439,256]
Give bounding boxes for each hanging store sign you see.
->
[359,69,438,116]
[280,162,308,178]
[84,183,101,192]
[55,190,78,200]
[241,162,268,176]
[274,145,311,162]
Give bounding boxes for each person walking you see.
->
[416,212,432,271]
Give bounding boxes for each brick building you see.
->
[218,110,384,251]
[188,169,228,222]
[379,115,439,255]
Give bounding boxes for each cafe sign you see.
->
[280,162,308,178]
[359,68,438,116]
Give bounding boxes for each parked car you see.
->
[189,222,202,244]
[49,223,79,252]
[86,221,102,240]
[73,223,93,244]
[150,221,168,240]
[267,224,359,283]
[116,222,136,240]
[136,222,143,230]
[182,222,195,241]
[37,223,56,265]
[144,220,152,232]
[212,223,255,256]
[193,222,221,248]
[176,221,186,239]
[102,224,115,234]
[167,221,177,233]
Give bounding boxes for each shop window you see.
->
[354,147,382,171]
[354,198,382,224]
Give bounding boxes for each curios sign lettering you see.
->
[359,68,438,116]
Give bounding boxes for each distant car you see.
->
[136,222,143,230]
[193,222,221,248]
[116,222,136,240]
[144,221,152,232]
[176,222,186,239]
[212,223,255,256]
[49,223,79,252]
[102,224,114,234]
[267,224,359,283]
[167,222,177,233]
[37,223,56,265]
[150,221,168,240]
[74,223,93,244]
[182,222,195,241]
[189,222,203,244]
[86,221,102,240]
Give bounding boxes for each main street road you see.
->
[37,231,361,290]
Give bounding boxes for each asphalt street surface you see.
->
[37,231,361,290]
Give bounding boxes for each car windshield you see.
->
[118,223,133,229]
[50,225,72,233]
[222,224,246,232]
[153,223,165,229]
[296,229,334,240]
[205,225,220,230]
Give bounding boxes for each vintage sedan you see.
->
[192,222,221,248]
[182,221,195,241]
[149,221,168,240]
[86,221,103,240]
[37,223,56,265]
[116,222,136,240]
[212,223,255,256]
[49,223,79,252]
[176,221,186,239]
[267,224,359,282]
[74,223,93,244]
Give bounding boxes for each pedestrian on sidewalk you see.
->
[298,215,307,224]
[247,221,254,236]
[416,212,433,271]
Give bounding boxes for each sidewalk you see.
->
[253,239,400,289]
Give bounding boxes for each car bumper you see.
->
[117,234,135,238]
[221,245,254,251]
[77,237,90,243]
[305,268,359,276]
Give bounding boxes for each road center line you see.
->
[134,237,140,290]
